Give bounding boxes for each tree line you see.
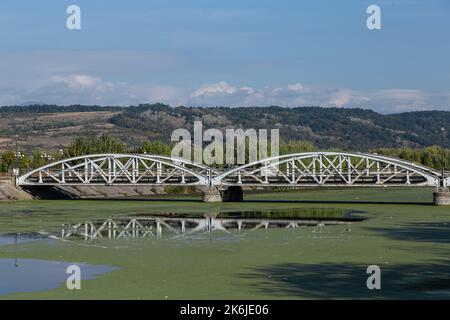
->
[0,134,449,173]
[0,135,173,173]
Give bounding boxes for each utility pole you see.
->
[441,127,446,188]
[13,133,20,183]
[14,134,18,171]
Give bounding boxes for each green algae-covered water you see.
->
[0,187,449,299]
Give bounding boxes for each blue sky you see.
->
[0,0,449,112]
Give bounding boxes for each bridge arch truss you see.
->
[212,152,442,187]
[18,152,445,188]
[17,154,216,186]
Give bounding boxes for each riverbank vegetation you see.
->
[0,134,449,173]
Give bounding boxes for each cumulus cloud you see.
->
[192,81,242,97]
[188,81,361,108]
[0,50,447,113]
[287,83,305,92]
[190,81,256,106]
[51,74,104,89]
[0,49,447,113]
[327,90,353,107]
[190,81,311,106]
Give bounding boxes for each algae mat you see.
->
[0,187,449,299]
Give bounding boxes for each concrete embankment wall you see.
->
[2,183,255,201]
[0,178,171,200]
[17,185,172,199]
[0,179,33,200]
[55,185,168,198]
[1,182,216,200]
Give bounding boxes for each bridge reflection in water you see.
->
[60,213,361,241]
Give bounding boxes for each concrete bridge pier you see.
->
[434,187,450,206]
[201,187,223,202]
[201,186,244,202]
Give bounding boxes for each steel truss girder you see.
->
[17,154,212,186]
[211,152,441,187]
[18,152,444,188]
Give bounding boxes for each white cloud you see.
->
[0,50,447,113]
[191,81,256,98]
[287,83,305,92]
[189,81,354,108]
[0,73,185,107]
[327,90,353,107]
[191,81,239,97]
[188,81,449,113]
[0,50,184,89]
[190,81,259,106]
[51,74,104,89]
[0,73,448,113]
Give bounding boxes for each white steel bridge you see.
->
[17,152,449,188]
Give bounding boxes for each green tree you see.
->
[64,134,127,157]
[31,149,46,168]
[373,145,450,170]
[137,140,172,156]
[0,151,15,173]
[280,140,317,154]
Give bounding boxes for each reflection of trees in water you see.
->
[237,222,450,299]
[239,261,450,299]
[369,221,450,244]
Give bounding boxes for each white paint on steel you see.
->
[18,152,444,187]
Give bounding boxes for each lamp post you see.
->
[41,152,54,163]
[13,132,24,182]
[433,128,450,205]
[13,151,25,184]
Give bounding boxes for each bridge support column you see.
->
[434,188,450,206]
[202,187,223,203]
[222,186,243,202]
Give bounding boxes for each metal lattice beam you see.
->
[18,152,444,188]
[212,152,441,187]
[17,154,214,186]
